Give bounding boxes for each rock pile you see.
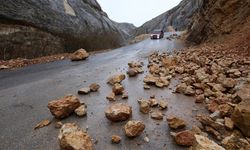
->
[127,61,144,77]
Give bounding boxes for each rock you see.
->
[222,78,237,88]
[143,84,151,89]
[205,126,222,140]
[138,99,150,114]
[191,126,202,135]
[159,100,168,110]
[107,74,126,85]
[34,119,51,130]
[71,49,89,61]
[218,104,233,117]
[234,82,250,102]
[127,68,138,77]
[55,122,63,129]
[124,120,145,137]
[192,135,225,150]
[58,123,93,150]
[0,65,8,70]
[167,116,186,129]
[105,103,132,122]
[176,83,187,93]
[144,136,150,143]
[151,111,164,120]
[143,75,157,84]
[112,83,124,95]
[231,100,250,137]
[111,135,121,144]
[174,130,195,146]
[106,92,116,101]
[48,95,81,119]
[224,117,234,130]
[209,110,221,120]
[74,105,87,117]
[122,91,128,99]
[89,83,100,92]
[149,98,158,107]
[78,87,91,95]
[184,86,196,96]
[175,66,185,74]
[155,81,164,88]
[195,94,205,103]
[222,134,250,150]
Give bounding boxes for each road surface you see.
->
[0,33,207,150]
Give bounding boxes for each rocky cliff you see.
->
[0,0,127,59]
[114,22,136,38]
[186,0,250,44]
[134,0,204,36]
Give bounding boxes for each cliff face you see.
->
[134,0,204,36]
[0,0,127,59]
[187,0,250,44]
[114,22,136,38]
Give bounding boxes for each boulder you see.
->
[74,105,87,117]
[231,100,250,137]
[105,103,132,122]
[107,74,126,85]
[112,83,124,95]
[138,99,150,114]
[58,123,93,150]
[48,95,81,119]
[174,130,195,146]
[192,135,225,150]
[111,135,121,144]
[71,49,89,61]
[124,120,145,137]
[167,116,186,129]
[89,83,100,92]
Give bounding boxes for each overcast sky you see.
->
[97,0,182,27]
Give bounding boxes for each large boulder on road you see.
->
[71,49,89,61]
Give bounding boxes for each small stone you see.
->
[122,91,128,99]
[159,100,168,109]
[48,95,81,119]
[74,105,87,117]
[112,83,124,95]
[144,84,151,89]
[107,74,126,85]
[195,94,205,103]
[78,87,91,94]
[167,116,186,129]
[70,49,89,61]
[111,135,121,144]
[106,92,116,101]
[174,130,195,146]
[184,86,195,96]
[222,78,237,88]
[144,136,150,143]
[89,83,100,92]
[222,134,249,150]
[34,119,51,130]
[224,117,234,130]
[124,120,145,137]
[176,83,187,93]
[0,65,9,70]
[149,98,158,107]
[151,111,163,120]
[105,103,132,122]
[58,123,93,150]
[55,122,63,129]
[127,68,138,77]
[138,99,150,114]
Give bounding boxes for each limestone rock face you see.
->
[0,0,126,60]
[58,123,93,150]
[48,95,81,119]
[105,103,132,122]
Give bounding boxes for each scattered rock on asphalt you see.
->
[192,134,225,150]
[127,68,138,77]
[122,91,128,99]
[106,92,116,101]
[107,74,126,85]
[149,98,158,107]
[159,100,168,110]
[48,95,81,119]
[111,135,121,144]
[167,116,186,129]
[89,83,100,92]
[173,130,195,146]
[74,105,87,117]
[151,111,164,120]
[105,103,132,122]
[175,83,187,93]
[58,123,93,150]
[78,87,91,95]
[144,136,150,143]
[195,94,205,103]
[71,48,89,61]
[55,121,63,129]
[138,99,150,114]
[34,119,51,130]
[112,83,124,95]
[124,120,145,137]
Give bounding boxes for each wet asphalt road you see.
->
[0,33,207,150]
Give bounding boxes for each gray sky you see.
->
[97,0,182,27]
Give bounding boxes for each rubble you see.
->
[224,117,234,130]
[58,123,93,150]
[74,105,87,117]
[124,120,145,137]
[111,135,121,144]
[173,130,195,146]
[192,134,225,150]
[107,74,126,85]
[222,133,250,150]
[195,94,205,103]
[48,95,81,119]
[71,49,89,61]
[167,116,186,129]
[34,119,51,130]
[89,83,100,92]
[105,103,132,122]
